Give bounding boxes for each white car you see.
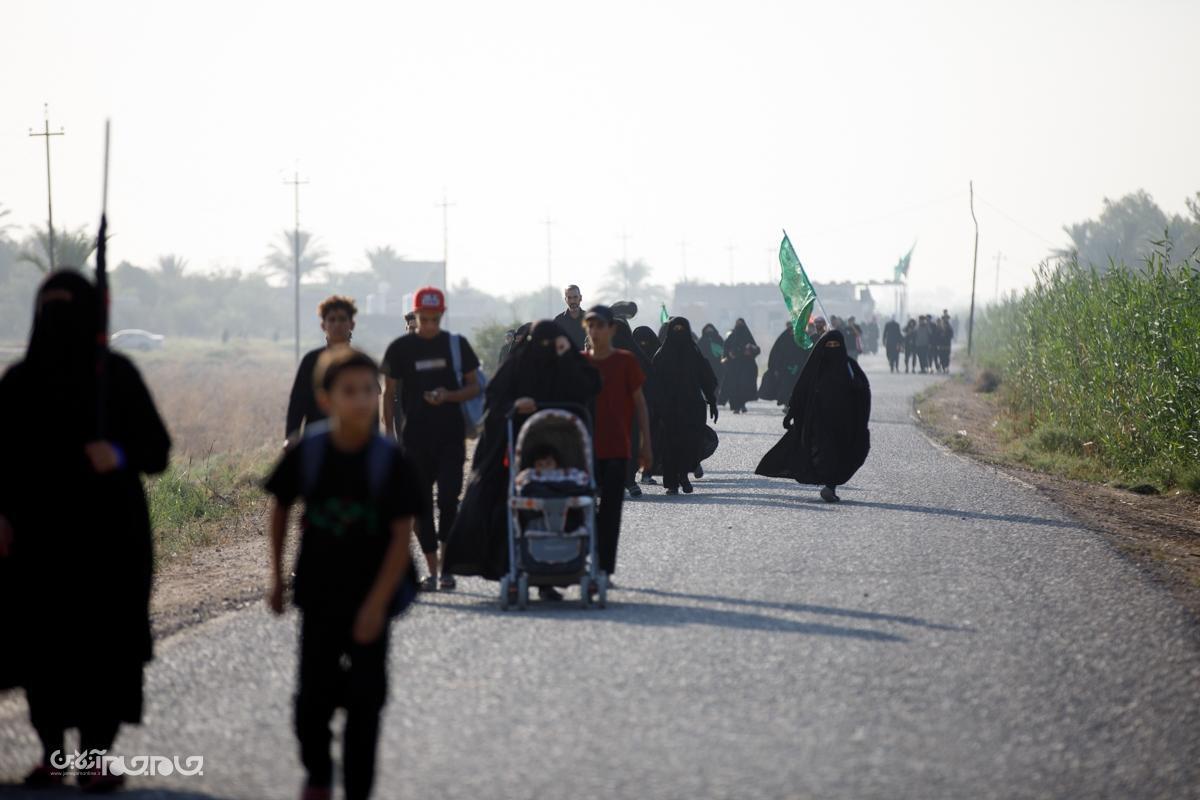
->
[111,329,166,351]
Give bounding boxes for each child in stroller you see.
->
[502,407,608,609]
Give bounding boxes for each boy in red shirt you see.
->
[583,305,653,590]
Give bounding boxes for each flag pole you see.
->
[95,119,112,435]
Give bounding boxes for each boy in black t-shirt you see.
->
[381,287,481,591]
[285,295,357,445]
[265,347,423,800]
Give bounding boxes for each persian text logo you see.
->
[49,749,204,776]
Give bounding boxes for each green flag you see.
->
[893,242,915,281]
[778,232,817,349]
[660,303,670,324]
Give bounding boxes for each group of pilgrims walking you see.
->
[0,274,873,799]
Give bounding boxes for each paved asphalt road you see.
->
[2,354,1199,799]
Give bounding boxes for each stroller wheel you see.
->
[517,574,529,611]
[499,576,511,611]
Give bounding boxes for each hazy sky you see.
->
[3,0,1197,309]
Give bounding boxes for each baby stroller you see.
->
[500,404,608,610]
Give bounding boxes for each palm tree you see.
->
[365,245,406,276]
[17,225,98,272]
[599,258,665,305]
[157,254,189,280]
[262,228,328,286]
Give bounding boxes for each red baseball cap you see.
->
[414,286,446,313]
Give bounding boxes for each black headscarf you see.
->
[632,325,660,360]
[725,318,758,352]
[26,270,100,387]
[654,317,716,404]
[698,323,725,362]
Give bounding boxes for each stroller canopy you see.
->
[515,409,593,474]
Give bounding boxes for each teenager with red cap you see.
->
[381,287,481,590]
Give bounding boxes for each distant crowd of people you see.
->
[1,273,873,800]
[882,311,957,374]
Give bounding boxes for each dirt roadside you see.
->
[915,375,1200,621]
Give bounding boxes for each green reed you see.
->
[973,251,1200,488]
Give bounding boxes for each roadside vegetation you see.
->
[970,247,1199,493]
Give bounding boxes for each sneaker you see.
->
[418,575,438,592]
[439,574,457,591]
[539,586,564,602]
[627,483,642,498]
[820,486,840,503]
[640,475,658,485]
[680,475,694,494]
[693,465,704,479]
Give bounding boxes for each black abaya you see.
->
[765,326,808,406]
[653,318,718,489]
[756,329,870,487]
[721,319,760,411]
[0,271,171,730]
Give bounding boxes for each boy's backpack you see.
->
[449,333,488,439]
[298,421,419,617]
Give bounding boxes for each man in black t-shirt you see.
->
[382,287,481,591]
[554,284,587,351]
[265,347,422,800]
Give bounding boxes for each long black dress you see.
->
[653,318,718,491]
[442,320,600,579]
[698,324,725,392]
[764,326,808,406]
[0,271,171,739]
[614,321,658,485]
[721,318,760,412]
[756,329,870,488]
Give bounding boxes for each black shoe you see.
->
[640,475,658,485]
[627,483,642,498]
[418,575,438,592]
[539,586,564,602]
[665,488,679,496]
[438,574,457,591]
[820,485,840,503]
[680,475,694,494]
[693,465,704,479]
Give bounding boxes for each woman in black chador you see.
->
[443,320,600,580]
[697,323,725,391]
[764,324,807,407]
[756,329,870,503]
[0,271,171,790]
[720,318,760,414]
[653,318,719,495]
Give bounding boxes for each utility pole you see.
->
[544,215,554,317]
[283,170,309,363]
[436,191,455,321]
[993,251,1006,304]
[968,180,979,358]
[29,104,64,270]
